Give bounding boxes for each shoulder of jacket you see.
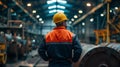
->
[45,30,54,38]
[67,30,75,36]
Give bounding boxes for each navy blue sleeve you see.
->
[72,35,82,62]
[38,38,49,61]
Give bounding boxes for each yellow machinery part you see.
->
[94,29,119,44]
[0,43,7,64]
[0,53,7,64]
[0,44,6,50]
[94,29,107,45]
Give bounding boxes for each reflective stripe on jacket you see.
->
[38,26,82,62]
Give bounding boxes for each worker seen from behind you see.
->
[38,12,82,67]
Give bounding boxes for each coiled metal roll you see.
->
[73,43,120,67]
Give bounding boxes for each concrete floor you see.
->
[6,49,48,67]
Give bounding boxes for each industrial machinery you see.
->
[0,27,24,62]
[0,42,7,66]
[0,32,7,66]
[0,20,27,62]
[94,6,120,44]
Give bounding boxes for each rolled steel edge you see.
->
[73,44,120,67]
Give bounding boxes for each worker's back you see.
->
[45,26,74,61]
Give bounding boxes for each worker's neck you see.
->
[56,25,66,28]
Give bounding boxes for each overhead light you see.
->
[74,15,78,18]
[57,5,65,9]
[110,10,112,13]
[48,5,56,9]
[19,24,23,27]
[49,9,64,13]
[41,21,44,24]
[86,3,91,7]
[47,0,67,4]
[71,18,74,21]
[49,10,57,13]
[32,10,36,13]
[100,13,104,17]
[90,18,94,22]
[27,3,31,7]
[115,7,118,10]
[47,0,56,4]
[48,5,66,9]
[39,18,42,21]
[78,10,83,14]
[36,15,40,18]
[57,10,64,12]
[32,39,35,42]
[57,0,67,4]
[82,22,85,26]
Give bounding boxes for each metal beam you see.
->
[12,0,38,23]
[72,2,106,26]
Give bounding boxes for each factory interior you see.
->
[0,0,120,67]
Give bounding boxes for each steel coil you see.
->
[107,43,120,53]
[73,44,120,67]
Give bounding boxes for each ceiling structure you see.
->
[21,0,103,23]
[0,0,120,23]
[0,0,120,34]
[0,0,102,23]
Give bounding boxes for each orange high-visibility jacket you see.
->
[38,26,82,62]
